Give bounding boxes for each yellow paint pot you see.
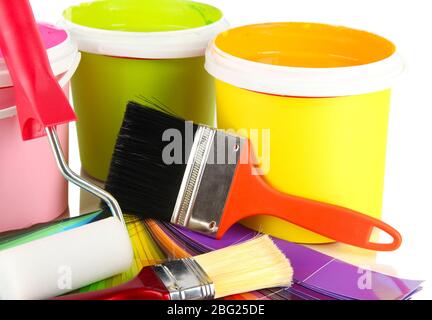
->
[205,22,404,244]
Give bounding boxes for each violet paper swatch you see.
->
[167,223,422,300]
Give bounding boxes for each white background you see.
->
[30,0,432,299]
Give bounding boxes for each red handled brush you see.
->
[58,236,293,300]
[106,101,402,251]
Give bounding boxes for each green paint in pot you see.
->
[72,53,215,181]
[62,0,227,181]
[63,0,223,32]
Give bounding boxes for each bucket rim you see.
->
[0,25,78,89]
[205,23,405,97]
[0,51,80,120]
[60,17,229,59]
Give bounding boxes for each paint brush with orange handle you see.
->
[105,101,402,251]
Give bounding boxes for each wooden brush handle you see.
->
[218,146,402,251]
[55,267,170,300]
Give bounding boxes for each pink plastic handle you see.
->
[0,0,76,140]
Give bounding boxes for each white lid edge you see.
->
[0,50,81,120]
[59,17,229,59]
[205,41,405,97]
[0,32,78,88]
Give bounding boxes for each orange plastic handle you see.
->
[218,144,402,251]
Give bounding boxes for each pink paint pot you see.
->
[0,23,80,232]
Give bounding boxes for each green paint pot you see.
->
[62,0,227,181]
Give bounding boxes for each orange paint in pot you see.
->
[214,22,395,68]
[206,22,403,244]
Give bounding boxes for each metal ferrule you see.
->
[170,125,246,237]
[153,258,215,300]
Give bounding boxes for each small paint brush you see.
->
[105,101,402,251]
[58,235,293,300]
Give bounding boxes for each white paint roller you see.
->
[0,217,133,300]
[0,0,133,301]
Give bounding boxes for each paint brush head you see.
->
[193,235,293,299]
[105,101,198,222]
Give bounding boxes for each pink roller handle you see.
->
[0,0,76,140]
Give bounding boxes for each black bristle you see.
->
[105,101,198,222]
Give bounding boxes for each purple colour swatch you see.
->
[171,223,423,300]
